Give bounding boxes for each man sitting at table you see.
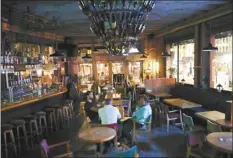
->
[98,98,122,125]
[84,91,100,122]
[121,94,152,144]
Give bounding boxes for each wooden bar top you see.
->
[1,89,67,112]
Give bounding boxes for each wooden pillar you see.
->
[200,23,210,89]
[194,24,201,88]
[92,56,97,82]
[124,60,129,80]
[177,43,180,82]
[109,62,112,84]
[209,35,215,88]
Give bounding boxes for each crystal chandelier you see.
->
[78,0,155,55]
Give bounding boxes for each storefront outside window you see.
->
[211,31,232,91]
[128,61,141,83]
[166,43,178,79]
[97,62,109,82]
[79,63,93,84]
[112,62,123,74]
[178,40,194,84]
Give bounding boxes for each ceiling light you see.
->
[49,50,66,57]
[82,53,92,59]
[161,52,171,57]
[140,54,147,58]
[202,43,218,52]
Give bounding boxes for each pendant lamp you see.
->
[161,51,171,57]
[140,54,147,58]
[202,43,218,52]
[202,22,218,52]
[82,53,92,59]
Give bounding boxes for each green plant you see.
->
[168,67,176,76]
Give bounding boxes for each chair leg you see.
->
[16,127,21,154]
[10,130,17,156]
[4,132,8,158]
[167,118,169,132]
[22,125,29,150]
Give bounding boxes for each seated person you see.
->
[84,91,100,122]
[122,94,152,143]
[98,98,122,125]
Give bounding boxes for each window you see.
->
[166,43,178,79]
[178,39,194,85]
[112,62,123,74]
[129,62,141,83]
[211,31,232,91]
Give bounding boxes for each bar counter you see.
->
[1,89,68,123]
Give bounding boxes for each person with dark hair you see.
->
[121,94,152,144]
[66,75,80,116]
[84,91,100,122]
[98,98,121,124]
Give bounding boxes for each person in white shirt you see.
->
[98,98,122,124]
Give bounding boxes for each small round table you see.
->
[216,119,233,129]
[79,127,116,155]
[207,132,232,155]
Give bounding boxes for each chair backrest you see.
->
[101,123,118,131]
[118,106,125,118]
[122,99,131,116]
[40,139,49,158]
[115,146,137,158]
[207,120,222,133]
[182,113,194,130]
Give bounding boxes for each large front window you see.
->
[211,31,232,91]
[178,40,194,85]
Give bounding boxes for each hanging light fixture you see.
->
[161,51,171,57]
[78,0,155,55]
[216,84,223,93]
[50,37,66,57]
[140,54,147,58]
[82,53,92,59]
[202,22,218,52]
[202,43,218,52]
[181,79,185,85]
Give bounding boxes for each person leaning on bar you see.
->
[84,91,100,122]
[121,94,152,144]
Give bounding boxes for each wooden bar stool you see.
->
[35,111,48,137]
[1,124,17,158]
[11,119,29,154]
[23,115,40,147]
[44,108,58,132]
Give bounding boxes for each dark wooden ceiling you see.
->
[2,0,231,45]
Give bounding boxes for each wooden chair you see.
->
[186,131,220,158]
[160,103,183,132]
[207,120,222,133]
[149,99,161,123]
[40,139,72,158]
[182,113,205,133]
[121,99,132,116]
[101,123,119,149]
[132,114,152,145]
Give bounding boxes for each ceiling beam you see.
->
[154,3,232,38]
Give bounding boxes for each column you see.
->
[194,24,201,88]
[92,55,97,82]
[200,23,210,89]
[109,62,112,84]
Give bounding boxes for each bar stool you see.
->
[63,100,73,118]
[35,111,48,137]
[1,124,17,158]
[23,115,40,147]
[11,119,29,154]
[44,108,58,132]
[62,105,72,128]
[47,105,64,129]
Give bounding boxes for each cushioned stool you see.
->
[35,111,48,137]
[23,115,40,147]
[11,119,29,154]
[44,108,58,132]
[1,124,17,158]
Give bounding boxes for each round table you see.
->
[79,127,116,155]
[207,132,232,154]
[216,119,233,129]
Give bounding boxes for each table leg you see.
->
[99,143,103,156]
